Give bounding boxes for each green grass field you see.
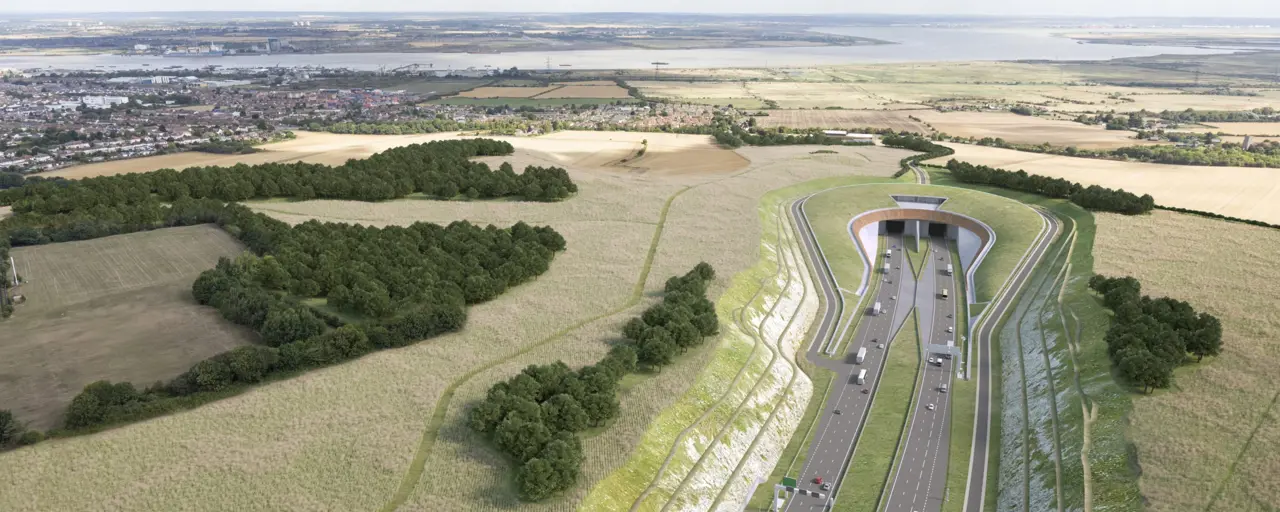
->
[789,182,1040,303]
[834,308,921,512]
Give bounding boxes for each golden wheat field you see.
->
[0,137,914,511]
[914,111,1158,149]
[1094,210,1280,512]
[535,84,632,99]
[1197,122,1280,136]
[752,109,930,132]
[930,143,1280,225]
[456,86,560,98]
[38,131,746,180]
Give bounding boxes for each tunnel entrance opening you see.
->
[928,222,948,237]
[885,220,906,234]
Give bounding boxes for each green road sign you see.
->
[782,477,797,488]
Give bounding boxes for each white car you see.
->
[946,326,953,333]
[926,403,936,411]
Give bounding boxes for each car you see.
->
[814,476,824,485]
[834,409,842,415]
[878,343,886,349]
[927,357,935,364]
[946,326,953,333]
[947,313,953,319]
[821,483,831,491]
[926,403,936,410]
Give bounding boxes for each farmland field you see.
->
[1094,210,1280,512]
[0,138,916,511]
[0,225,253,430]
[930,143,1280,225]
[535,84,632,99]
[39,130,739,180]
[456,85,559,98]
[753,109,929,132]
[1196,122,1280,136]
[914,111,1158,149]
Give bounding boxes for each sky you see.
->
[3,0,1279,18]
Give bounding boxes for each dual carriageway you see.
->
[777,187,1059,512]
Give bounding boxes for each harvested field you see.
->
[753,109,930,132]
[534,84,632,99]
[628,80,759,106]
[1198,122,1280,136]
[930,143,1280,225]
[39,131,745,180]
[0,225,253,430]
[914,111,1157,149]
[456,86,559,98]
[0,205,9,219]
[743,82,890,109]
[1102,92,1280,113]
[0,139,915,512]
[1094,210,1280,512]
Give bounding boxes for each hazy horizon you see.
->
[2,1,1279,19]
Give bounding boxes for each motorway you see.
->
[883,236,958,512]
[787,195,913,512]
[787,191,1061,512]
[963,209,1060,512]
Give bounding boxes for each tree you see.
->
[541,394,590,433]
[495,416,552,463]
[1117,346,1171,393]
[516,457,560,501]
[1186,313,1223,362]
[225,345,279,383]
[580,392,620,426]
[0,409,21,446]
[259,307,326,347]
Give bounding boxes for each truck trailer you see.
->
[856,346,867,364]
[856,369,867,385]
[882,262,891,274]
[872,301,882,316]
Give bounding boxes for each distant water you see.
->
[0,27,1229,72]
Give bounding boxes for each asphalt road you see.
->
[963,209,1060,512]
[787,196,913,512]
[884,236,958,512]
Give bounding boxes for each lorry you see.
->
[941,288,949,299]
[882,262,891,274]
[946,263,953,276]
[872,301,882,316]
[856,369,867,385]
[856,346,867,364]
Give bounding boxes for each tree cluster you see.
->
[1157,108,1277,124]
[59,211,566,431]
[0,409,42,449]
[707,114,848,149]
[879,133,955,177]
[945,159,1154,215]
[1089,275,1223,393]
[1110,144,1280,168]
[0,239,11,319]
[468,263,717,501]
[0,139,576,218]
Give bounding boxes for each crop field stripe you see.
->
[1203,390,1280,512]
[636,199,799,511]
[379,184,697,512]
[704,205,812,511]
[1051,220,1098,512]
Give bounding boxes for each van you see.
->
[940,384,948,393]
[941,289,949,299]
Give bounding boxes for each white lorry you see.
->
[946,263,954,276]
[872,301,882,316]
[856,369,867,385]
[856,346,867,364]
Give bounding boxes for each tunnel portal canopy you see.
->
[848,201,997,306]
